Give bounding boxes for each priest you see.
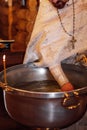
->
[23,0,87,91]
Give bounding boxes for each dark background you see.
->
[0,49,29,130]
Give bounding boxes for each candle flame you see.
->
[8,0,12,7]
[3,54,6,62]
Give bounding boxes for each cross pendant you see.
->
[70,36,77,49]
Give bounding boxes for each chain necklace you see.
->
[57,0,77,49]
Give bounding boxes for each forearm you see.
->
[49,64,74,91]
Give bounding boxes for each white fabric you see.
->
[23,0,87,86]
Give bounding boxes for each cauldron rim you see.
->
[3,85,87,99]
[0,63,87,99]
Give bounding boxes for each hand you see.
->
[61,82,74,91]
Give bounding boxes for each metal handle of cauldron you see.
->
[0,82,13,91]
[62,92,80,110]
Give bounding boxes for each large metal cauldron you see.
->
[0,63,87,129]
